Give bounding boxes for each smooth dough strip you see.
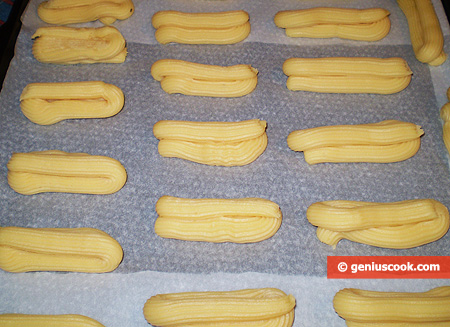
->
[397,0,447,65]
[0,227,123,273]
[152,10,250,44]
[153,119,267,166]
[151,59,258,97]
[20,81,124,125]
[334,287,450,324]
[37,0,134,25]
[283,57,412,94]
[155,196,282,243]
[143,288,296,327]
[307,199,449,249]
[32,26,127,64]
[7,150,127,195]
[287,120,424,164]
[275,8,390,41]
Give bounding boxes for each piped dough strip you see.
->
[155,196,282,243]
[440,87,450,155]
[307,199,449,249]
[38,0,134,25]
[151,59,258,97]
[287,120,424,164]
[32,26,127,64]
[152,10,250,44]
[20,81,124,125]
[7,150,127,195]
[143,288,296,327]
[283,57,412,94]
[397,0,447,65]
[274,7,390,41]
[153,119,267,166]
[0,314,107,327]
[333,287,450,325]
[0,227,123,273]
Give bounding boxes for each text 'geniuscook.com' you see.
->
[327,256,450,279]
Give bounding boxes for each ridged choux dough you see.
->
[38,0,134,25]
[274,8,390,41]
[32,26,127,64]
[0,314,106,327]
[287,120,424,164]
[152,10,250,44]
[151,59,258,97]
[440,87,450,155]
[153,119,267,166]
[0,227,123,273]
[155,196,282,243]
[20,81,124,125]
[334,287,450,325]
[143,288,296,327]
[307,199,449,249]
[397,0,447,66]
[7,150,127,195]
[283,57,412,94]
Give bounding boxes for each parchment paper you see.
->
[1,0,450,325]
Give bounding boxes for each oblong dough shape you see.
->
[307,199,449,249]
[152,10,250,44]
[155,196,282,243]
[143,288,296,327]
[440,87,450,155]
[20,81,124,125]
[283,57,412,94]
[7,150,127,195]
[333,287,450,325]
[32,26,127,64]
[151,59,258,97]
[275,7,390,41]
[287,120,424,164]
[274,7,389,28]
[397,0,447,65]
[0,227,123,273]
[152,10,249,29]
[37,0,134,25]
[153,119,267,166]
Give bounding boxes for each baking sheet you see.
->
[1,0,450,325]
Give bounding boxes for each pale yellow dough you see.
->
[7,150,127,195]
[334,287,450,325]
[155,196,282,243]
[283,57,412,94]
[20,81,124,125]
[143,288,296,327]
[307,199,449,249]
[287,120,423,164]
[38,0,134,25]
[32,26,127,64]
[151,59,258,97]
[152,10,250,44]
[440,87,450,155]
[274,7,390,41]
[0,227,123,273]
[153,119,267,166]
[397,0,447,65]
